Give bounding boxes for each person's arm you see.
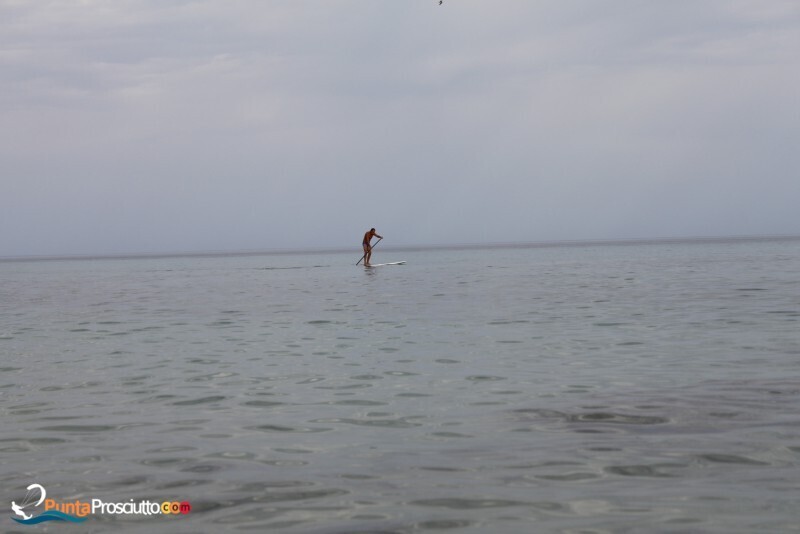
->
[375,234,383,239]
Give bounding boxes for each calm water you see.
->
[2,239,799,533]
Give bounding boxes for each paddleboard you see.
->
[365,261,406,267]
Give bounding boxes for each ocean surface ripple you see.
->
[2,240,799,532]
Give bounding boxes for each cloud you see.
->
[1,1,799,256]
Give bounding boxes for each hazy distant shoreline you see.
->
[2,234,798,263]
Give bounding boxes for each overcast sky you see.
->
[2,0,799,256]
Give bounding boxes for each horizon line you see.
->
[1,233,799,263]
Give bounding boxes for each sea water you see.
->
[1,239,799,533]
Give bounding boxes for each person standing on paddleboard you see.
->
[362,228,383,267]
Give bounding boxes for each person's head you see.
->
[370,228,376,233]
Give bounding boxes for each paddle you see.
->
[356,237,382,266]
